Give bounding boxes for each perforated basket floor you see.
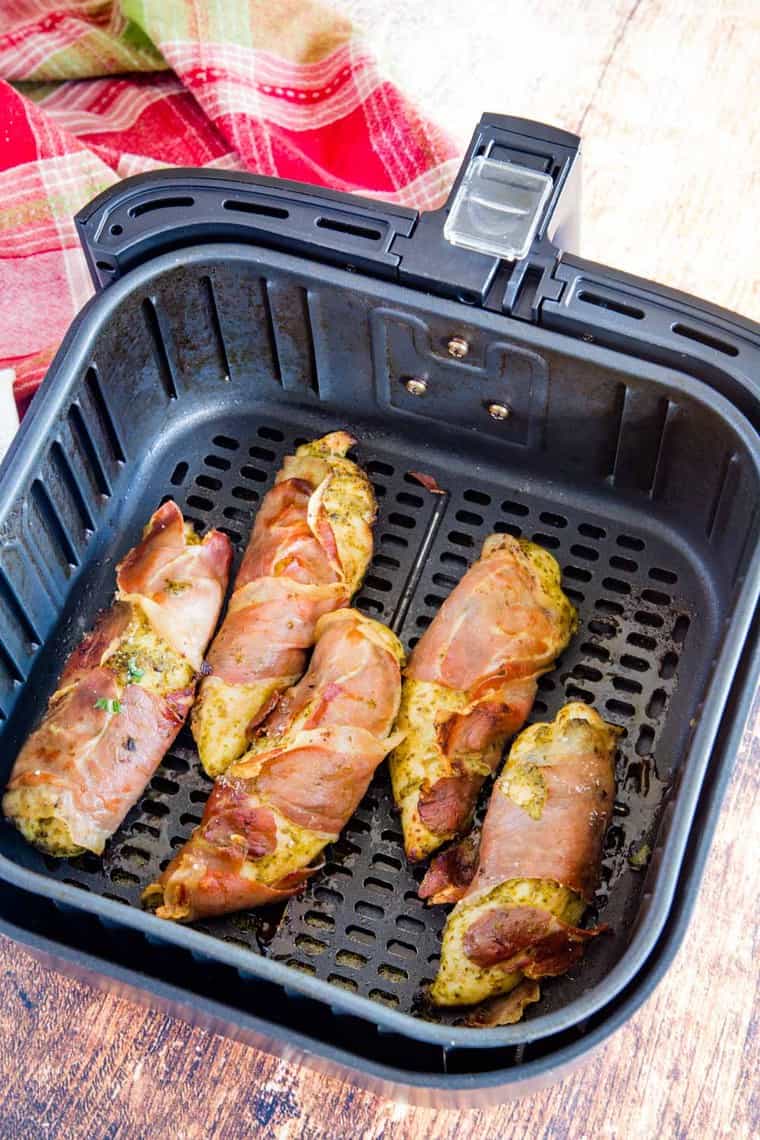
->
[27,409,702,1026]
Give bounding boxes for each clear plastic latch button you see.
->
[443,156,553,261]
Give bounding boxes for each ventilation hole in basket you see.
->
[635,725,655,756]
[204,454,231,471]
[589,619,617,638]
[387,939,417,961]
[577,291,645,319]
[369,989,400,1008]
[440,550,468,569]
[380,532,408,549]
[378,963,409,984]
[212,434,238,450]
[328,974,358,993]
[424,593,446,610]
[256,425,283,441]
[564,565,591,582]
[673,615,690,644]
[539,511,567,529]
[502,500,529,517]
[579,523,606,539]
[570,544,599,562]
[345,815,370,835]
[372,554,400,573]
[356,597,383,616]
[169,834,186,849]
[64,878,90,891]
[240,464,267,483]
[180,811,202,827]
[610,556,638,574]
[672,322,739,356]
[408,636,419,650]
[635,610,663,629]
[189,788,211,804]
[249,445,275,462]
[170,461,188,486]
[286,959,317,976]
[621,654,649,672]
[617,534,645,551]
[372,852,402,872]
[493,521,522,538]
[396,914,425,934]
[603,577,630,595]
[293,438,308,448]
[416,614,433,631]
[364,574,392,593]
[314,886,343,906]
[642,588,670,607]
[110,868,140,886]
[465,489,491,506]
[150,775,178,795]
[186,494,213,513]
[432,571,459,590]
[564,587,585,604]
[606,698,635,718]
[142,799,169,817]
[223,200,287,219]
[389,512,416,530]
[131,821,160,838]
[532,532,560,550]
[336,948,367,969]
[647,689,667,718]
[396,492,423,510]
[532,698,548,714]
[364,877,393,896]
[118,844,150,867]
[366,460,393,477]
[582,642,610,662]
[334,836,361,859]
[295,934,327,956]
[221,505,251,525]
[231,485,258,503]
[194,474,221,492]
[565,684,594,703]
[537,675,556,691]
[346,924,376,945]
[372,484,386,499]
[573,663,602,683]
[605,824,626,854]
[304,911,335,931]
[650,566,678,584]
[381,828,404,846]
[456,509,483,527]
[628,632,656,650]
[613,675,642,695]
[355,900,383,920]
[448,530,473,547]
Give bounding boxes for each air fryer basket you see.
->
[0,117,758,1061]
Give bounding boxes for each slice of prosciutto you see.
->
[145,609,404,922]
[3,502,231,856]
[191,432,376,778]
[390,534,577,861]
[428,703,618,1017]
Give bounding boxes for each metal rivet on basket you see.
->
[447,336,469,359]
[486,402,510,421]
[404,377,428,396]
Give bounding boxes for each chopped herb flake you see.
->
[94,697,122,714]
[126,657,144,682]
[629,843,651,869]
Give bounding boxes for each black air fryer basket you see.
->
[0,116,758,1102]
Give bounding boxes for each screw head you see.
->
[487,402,510,421]
[404,376,428,396]
[447,335,469,359]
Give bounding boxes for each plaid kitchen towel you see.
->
[0,0,458,416]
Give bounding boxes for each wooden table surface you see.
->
[1,2,758,1137]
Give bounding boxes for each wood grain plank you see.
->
[0,1,758,1137]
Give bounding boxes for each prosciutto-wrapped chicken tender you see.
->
[3,502,232,857]
[192,432,375,778]
[145,609,404,921]
[390,534,576,861]
[423,703,618,1023]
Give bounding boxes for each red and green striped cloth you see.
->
[0,0,458,415]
